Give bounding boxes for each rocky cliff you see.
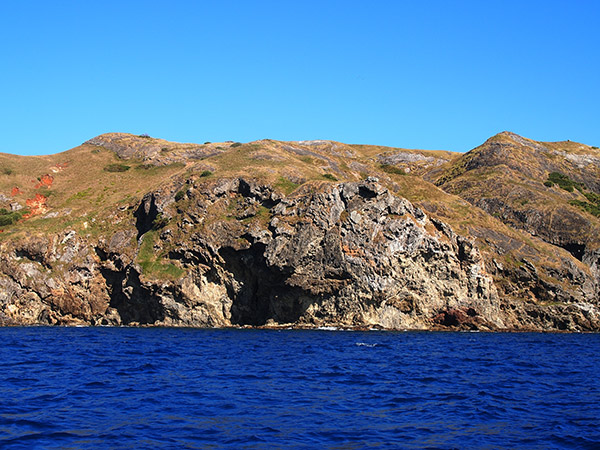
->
[0,132,598,330]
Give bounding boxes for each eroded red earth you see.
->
[34,174,54,189]
[23,194,49,218]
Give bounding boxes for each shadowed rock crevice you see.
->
[358,185,378,199]
[218,245,311,326]
[237,178,279,209]
[560,243,585,261]
[100,266,165,325]
[134,194,160,239]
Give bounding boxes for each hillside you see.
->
[430,131,600,278]
[0,132,598,330]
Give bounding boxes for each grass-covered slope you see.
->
[430,131,600,261]
[0,133,457,240]
[0,143,185,239]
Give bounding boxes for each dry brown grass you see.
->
[2,132,597,276]
[0,144,187,240]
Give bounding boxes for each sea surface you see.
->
[1,328,599,449]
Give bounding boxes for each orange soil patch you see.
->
[23,194,49,218]
[34,174,54,189]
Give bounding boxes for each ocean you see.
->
[1,328,599,449]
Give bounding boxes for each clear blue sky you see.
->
[1,0,599,155]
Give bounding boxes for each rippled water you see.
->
[1,328,599,449]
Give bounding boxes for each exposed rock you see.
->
[84,132,226,166]
[0,177,508,329]
[378,152,435,164]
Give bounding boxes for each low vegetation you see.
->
[137,231,185,279]
[68,189,92,201]
[570,200,600,217]
[104,163,131,173]
[174,190,186,202]
[544,172,583,192]
[245,205,271,225]
[570,191,600,217]
[380,163,406,175]
[274,177,300,194]
[0,208,23,226]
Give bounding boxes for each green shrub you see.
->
[584,192,600,204]
[570,200,600,217]
[231,142,243,148]
[139,133,151,139]
[0,216,14,226]
[546,172,583,192]
[104,163,131,173]
[380,164,406,175]
[135,164,154,171]
[204,141,211,144]
[322,173,338,181]
[543,180,554,187]
[0,209,22,226]
[568,188,600,217]
[200,170,212,177]
[2,167,13,175]
[174,190,186,201]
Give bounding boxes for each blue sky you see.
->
[1,0,599,155]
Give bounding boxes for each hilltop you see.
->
[0,132,598,330]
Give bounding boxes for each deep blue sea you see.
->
[1,328,599,449]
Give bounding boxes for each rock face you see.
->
[0,232,116,325]
[161,177,503,329]
[0,177,509,329]
[1,132,599,330]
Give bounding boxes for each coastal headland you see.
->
[1,132,598,330]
